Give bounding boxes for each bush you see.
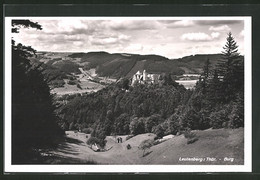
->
[139,139,154,156]
[209,108,230,129]
[152,124,165,139]
[68,80,77,85]
[183,129,196,139]
[126,135,134,141]
[183,129,198,144]
[86,136,107,148]
[113,113,130,135]
[129,117,145,135]
[144,114,163,133]
[126,144,131,150]
[82,127,93,134]
[228,100,244,128]
[49,79,65,88]
[69,122,75,130]
[77,84,82,89]
[164,114,180,135]
[187,137,198,144]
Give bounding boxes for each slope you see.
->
[43,128,244,165]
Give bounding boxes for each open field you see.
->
[176,80,198,89]
[40,128,244,165]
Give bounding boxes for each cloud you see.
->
[163,20,195,28]
[90,33,130,46]
[159,20,242,28]
[12,19,244,58]
[196,20,242,26]
[124,43,144,52]
[181,32,220,42]
[106,20,160,31]
[211,32,220,38]
[239,29,244,37]
[36,19,98,36]
[209,25,231,31]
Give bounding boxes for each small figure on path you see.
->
[117,137,120,143]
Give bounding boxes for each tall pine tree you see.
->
[218,32,243,102]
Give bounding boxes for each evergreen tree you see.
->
[222,32,240,67]
[219,32,243,102]
[200,58,211,93]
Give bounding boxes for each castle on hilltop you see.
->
[131,70,160,86]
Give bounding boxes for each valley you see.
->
[34,51,221,95]
[27,51,244,166]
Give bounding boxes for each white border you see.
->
[4,16,252,173]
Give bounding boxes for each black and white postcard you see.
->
[4,16,252,173]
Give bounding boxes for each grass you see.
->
[183,130,199,144]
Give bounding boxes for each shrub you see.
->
[68,80,77,85]
[77,84,82,89]
[139,139,154,156]
[49,79,65,88]
[164,114,180,135]
[183,128,198,144]
[209,108,230,129]
[187,137,198,144]
[82,127,93,134]
[144,114,163,133]
[152,124,165,139]
[129,117,145,135]
[126,135,134,141]
[228,100,244,128]
[87,136,107,148]
[113,113,130,135]
[69,122,75,130]
[126,144,131,150]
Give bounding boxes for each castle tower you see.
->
[143,70,147,81]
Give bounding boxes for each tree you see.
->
[222,32,240,67]
[139,139,154,156]
[152,124,165,138]
[219,32,243,102]
[200,58,211,93]
[129,117,145,135]
[12,20,42,33]
[12,20,63,163]
[144,114,163,133]
[113,113,130,135]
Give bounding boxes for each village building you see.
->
[131,70,160,86]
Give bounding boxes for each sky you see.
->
[12,18,245,59]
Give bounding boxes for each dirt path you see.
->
[46,131,153,164]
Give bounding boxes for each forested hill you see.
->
[172,54,224,73]
[35,51,243,80]
[66,52,230,78]
[68,52,184,78]
[56,76,189,137]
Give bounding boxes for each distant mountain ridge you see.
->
[66,52,228,78]
[35,51,243,79]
